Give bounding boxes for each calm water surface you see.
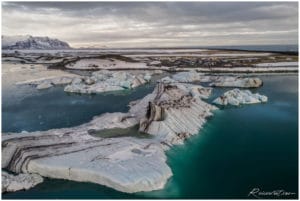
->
[2,75,298,199]
[2,83,156,133]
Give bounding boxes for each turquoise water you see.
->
[2,75,298,199]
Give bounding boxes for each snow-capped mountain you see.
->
[2,35,71,50]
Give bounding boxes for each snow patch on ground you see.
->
[255,62,298,67]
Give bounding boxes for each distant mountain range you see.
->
[2,35,71,50]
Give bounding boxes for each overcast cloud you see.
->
[2,2,298,48]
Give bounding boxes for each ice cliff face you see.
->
[2,35,71,50]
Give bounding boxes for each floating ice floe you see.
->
[2,171,43,193]
[171,70,202,82]
[16,74,80,90]
[64,70,151,94]
[209,76,263,88]
[213,88,268,106]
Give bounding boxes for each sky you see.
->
[2,1,299,48]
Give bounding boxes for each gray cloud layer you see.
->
[2,2,298,48]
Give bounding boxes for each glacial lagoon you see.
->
[2,74,298,199]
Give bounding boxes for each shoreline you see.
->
[2,46,298,55]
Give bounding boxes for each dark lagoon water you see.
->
[203,44,298,53]
[2,84,155,133]
[2,75,298,199]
